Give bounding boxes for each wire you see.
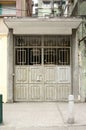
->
[0,7,86,17]
[0,5,65,11]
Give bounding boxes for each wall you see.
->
[72,29,79,100]
[0,18,8,102]
[21,0,27,17]
[78,20,86,102]
[79,1,86,16]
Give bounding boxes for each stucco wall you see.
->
[0,35,7,103]
[0,18,8,102]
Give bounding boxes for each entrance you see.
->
[14,35,71,101]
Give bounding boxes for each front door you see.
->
[14,35,71,101]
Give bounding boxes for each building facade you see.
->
[0,0,32,102]
[38,0,66,17]
[4,17,81,102]
[67,0,86,101]
[0,0,82,102]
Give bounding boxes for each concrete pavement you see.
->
[0,102,86,130]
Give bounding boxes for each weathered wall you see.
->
[78,20,86,102]
[79,1,86,16]
[71,29,79,101]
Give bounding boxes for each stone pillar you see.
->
[7,29,14,102]
[71,29,79,101]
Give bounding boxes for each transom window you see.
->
[15,36,41,46]
[44,48,56,64]
[29,48,41,65]
[15,35,71,65]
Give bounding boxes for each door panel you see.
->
[29,66,43,101]
[14,66,71,101]
[56,84,70,100]
[15,66,28,101]
[44,67,56,83]
[15,66,28,83]
[29,84,43,101]
[29,66,43,83]
[15,84,28,101]
[45,84,56,100]
[57,66,71,83]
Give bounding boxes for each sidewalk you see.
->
[0,102,86,130]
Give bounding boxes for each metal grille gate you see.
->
[14,35,71,101]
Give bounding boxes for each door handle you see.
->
[37,75,42,81]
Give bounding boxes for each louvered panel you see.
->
[15,66,28,83]
[56,84,70,101]
[29,66,43,83]
[29,84,43,101]
[57,66,71,83]
[44,67,56,83]
[15,84,28,101]
[45,84,56,100]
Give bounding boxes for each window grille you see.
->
[29,48,41,65]
[15,48,28,65]
[58,48,70,65]
[44,48,56,64]
[15,35,71,66]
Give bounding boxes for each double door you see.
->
[14,65,71,101]
[14,35,71,101]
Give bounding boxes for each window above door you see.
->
[14,35,71,66]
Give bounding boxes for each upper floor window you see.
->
[42,1,51,8]
[0,2,16,16]
[54,1,61,8]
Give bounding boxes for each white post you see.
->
[67,95,75,124]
